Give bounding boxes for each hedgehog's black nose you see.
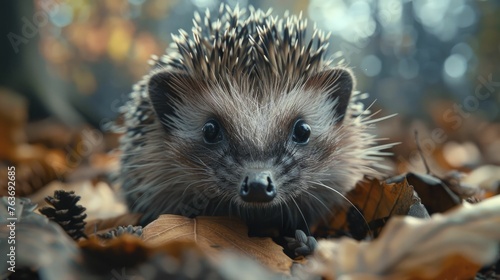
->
[240,171,276,203]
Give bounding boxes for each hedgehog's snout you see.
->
[239,170,276,203]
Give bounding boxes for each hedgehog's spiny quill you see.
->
[150,5,332,88]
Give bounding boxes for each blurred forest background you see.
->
[0,0,499,200]
[1,3,500,280]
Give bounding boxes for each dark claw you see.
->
[306,235,318,250]
[286,230,318,257]
[295,229,308,243]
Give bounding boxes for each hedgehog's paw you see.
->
[285,229,318,257]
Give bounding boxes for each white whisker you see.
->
[290,196,310,236]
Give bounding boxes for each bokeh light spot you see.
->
[361,55,382,77]
[444,54,467,78]
[50,2,73,28]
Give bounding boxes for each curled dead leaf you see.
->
[463,165,500,198]
[80,235,152,272]
[141,214,293,274]
[305,195,500,280]
[406,172,462,213]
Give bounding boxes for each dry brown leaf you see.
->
[463,165,500,198]
[306,194,500,280]
[141,214,292,274]
[89,151,120,172]
[80,235,204,264]
[0,94,114,197]
[414,254,480,280]
[0,89,27,160]
[353,178,415,219]
[79,235,274,279]
[80,235,153,271]
[404,172,462,214]
[25,118,75,148]
[0,90,73,197]
[0,150,68,197]
[314,177,415,239]
[80,235,207,274]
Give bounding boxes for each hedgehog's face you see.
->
[147,68,359,231]
[199,117,311,204]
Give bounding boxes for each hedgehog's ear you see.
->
[306,68,354,122]
[147,71,188,132]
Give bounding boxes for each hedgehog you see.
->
[118,5,394,240]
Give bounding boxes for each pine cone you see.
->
[39,190,87,240]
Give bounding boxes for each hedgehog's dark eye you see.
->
[202,119,223,144]
[292,119,311,145]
